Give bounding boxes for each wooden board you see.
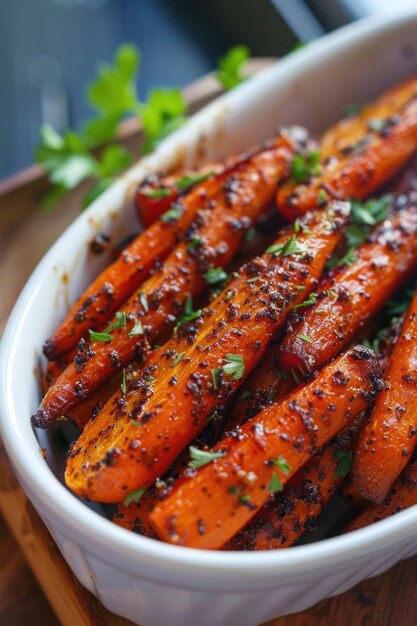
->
[1,59,417,626]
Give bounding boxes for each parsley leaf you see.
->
[176,171,214,191]
[141,88,186,154]
[174,295,202,335]
[222,354,245,380]
[161,204,183,223]
[293,292,317,310]
[271,455,291,474]
[267,234,305,257]
[334,449,353,478]
[291,150,321,183]
[129,319,144,337]
[123,486,146,507]
[89,310,127,342]
[143,187,171,198]
[204,266,229,287]
[172,351,185,367]
[188,446,226,469]
[217,45,250,90]
[267,472,284,493]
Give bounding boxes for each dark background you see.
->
[0,0,405,179]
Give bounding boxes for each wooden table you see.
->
[0,61,415,626]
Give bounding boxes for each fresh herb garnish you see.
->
[123,486,146,507]
[128,319,144,337]
[176,171,214,191]
[161,204,183,223]
[121,368,127,394]
[368,118,385,132]
[187,236,202,251]
[188,446,226,469]
[211,367,220,389]
[89,310,127,342]
[267,472,284,493]
[139,291,149,313]
[293,292,317,310]
[334,449,353,478]
[204,266,229,286]
[245,227,256,244]
[291,150,321,183]
[142,187,171,198]
[297,333,312,343]
[172,351,185,367]
[271,455,291,474]
[174,295,202,335]
[222,354,245,380]
[267,234,305,257]
[217,45,250,91]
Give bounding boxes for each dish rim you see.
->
[2,6,417,586]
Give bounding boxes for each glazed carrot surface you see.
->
[135,164,222,227]
[149,347,381,549]
[33,76,417,551]
[277,76,417,220]
[352,288,417,503]
[346,452,417,533]
[64,201,349,502]
[226,418,362,550]
[44,139,288,361]
[33,136,294,427]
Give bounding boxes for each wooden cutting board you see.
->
[1,59,417,626]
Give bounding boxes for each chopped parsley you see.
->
[217,45,250,91]
[188,446,226,469]
[267,472,284,493]
[123,487,146,507]
[267,234,305,257]
[172,351,185,367]
[222,354,245,380]
[334,449,353,478]
[245,227,256,243]
[161,204,183,223]
[128,319,144,337]
[89,310,126,342]
[176,171,214,191]
[174,295,202,335]
[121,368,127,394]
[297,333,312,343]
[204,266,229,286]
[293,292,317,310]
[142,187,170,198]
[139,291,149,312]
[291,150,321,183]
[271,455,291,474]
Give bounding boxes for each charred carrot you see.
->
[135,165,222,227]
[279,202,417,375]
[148,346,382,549]
[42,353,121,429]
[345,451,417,533]
[64,201,350,502]
[226,418,362,550]
[277,76,417,220]
[44,139,288,361]
[352,289,417,503]
[33,137,294,427]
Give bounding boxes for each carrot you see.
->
[42,354,121,429]
[44,139,287,361]
[345,451,417,533]
[33,137,294,427]
[352,288,417,503]
[149,346,382,549]
[277,76,417,220]
[64,201,350,502]
[135,164,222,227]
[226,417,362,550]
[279,202,417,375]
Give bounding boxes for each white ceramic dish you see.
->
[2,9,417,626]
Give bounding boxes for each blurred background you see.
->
[1,0,416,180]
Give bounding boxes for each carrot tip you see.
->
[31,409,48,429]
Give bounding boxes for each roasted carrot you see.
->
[42,353,121,429]
[352,289,417,503]
[135,165,222,227]
[64,201,350,502]
[33,137,294,427]
[345,451,417,533]
[148,346,382,549]
[277,76,417,220]
[279,202,417,375]
[226,417,362,550]
[44,139,288,361]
